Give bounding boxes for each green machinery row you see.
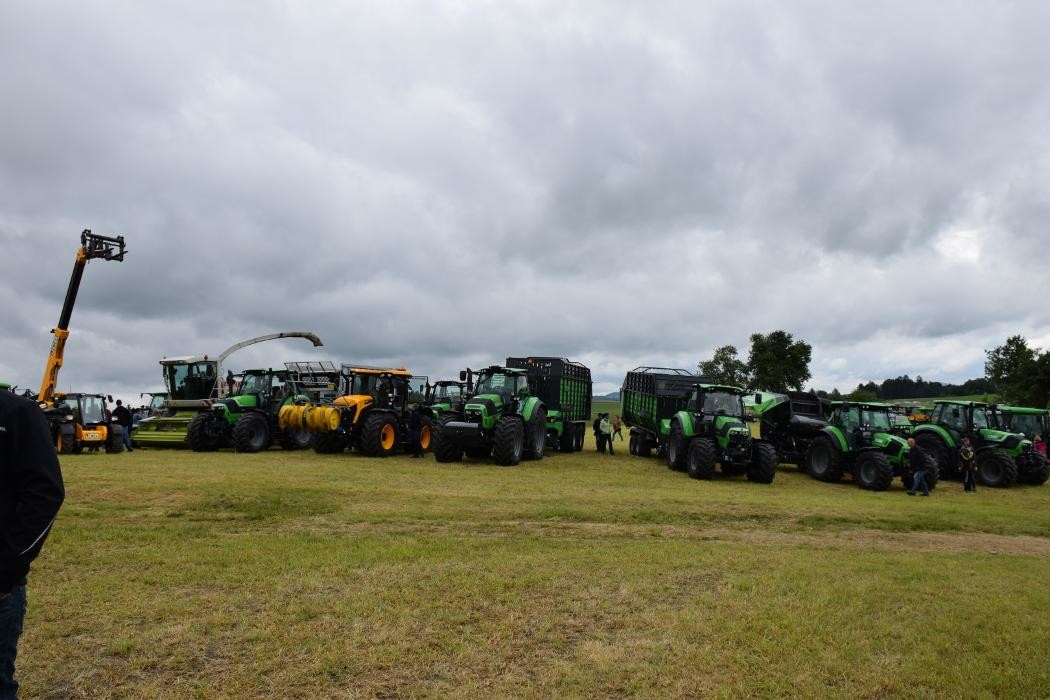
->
[619,366,1049,490]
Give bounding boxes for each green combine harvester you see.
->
[621,367,778,483]
[133,332,323,448]
[432,357,591,466]
[912,400,1045,487]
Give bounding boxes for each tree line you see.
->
[696,332,1050,408]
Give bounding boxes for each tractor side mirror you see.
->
[459,370,467,382]
[754,393,762,404]
[107,395,113,402]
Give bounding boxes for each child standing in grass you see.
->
[960,437,977,493]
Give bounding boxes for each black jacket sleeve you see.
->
[0,397,65,592]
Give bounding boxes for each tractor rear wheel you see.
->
[58,431,78,455]
[523,407,546,461]
[747,441,778,484]
[492,416,524,466]
[433,416,464,463]
[311,432,345,454]
[279,426,312,451]
[233,413,271,453]
[805,437,843,482]
[977,449,1018,488]
[106,425,125,454]
[854,451,893,491]
[187,413,223,452]
[685,438,717,480]
[666,421,687,471]
[361,413,399,457]
[915,432,952,479]
[1019,452,1050,485]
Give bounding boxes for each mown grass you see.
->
[19,432,1050,698]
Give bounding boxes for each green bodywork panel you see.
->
[821,425,848,451]
[462,393,540,429]
[913,424,957,449]
[979,428,1029,457]
[674,410,750,450]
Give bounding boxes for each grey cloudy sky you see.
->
[2,1,1049,401]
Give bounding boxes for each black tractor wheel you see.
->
[311,431,346,454]
[747,441,778,484]
[433,416,464,463]
[685,438,717,480]
[976,449,1018,488]
[629,433,639,455]
[559,424,575,453]
[361,413,399,457]
[233,413,271,453]
[923,453,940,491]
[1019,452,1050,485]
[915,432,952,479]
[573,425,585,451]
[278,426,312,451]
[522,407,547,461]
[666,421,687,471]
[105,425,125,454]
[58,426,77,455]
[854,450,893,491]
[492,416,524,467]
[187,413,223,452]
[805,437,843,482]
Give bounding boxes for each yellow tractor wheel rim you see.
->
[381,424,396,450]
[420,426,431,450]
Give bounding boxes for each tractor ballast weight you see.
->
[912,401,1046,487]
[506,356,591,452]
[133,331,324,448]
[621,367,778,483]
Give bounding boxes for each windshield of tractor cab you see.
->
[701,391,743,416]
[475,372,525,397]
[972,407,994,429]
[237,373,271,396]
[1008,413,1042,437]
[149,395,167,412]
[434,383,464,401]
[166,362,217,400]
[65,395,105,425]
[859,408,892,430]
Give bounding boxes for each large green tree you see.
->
[985,335,1049,407]
[747,330,812,392]
[698,345,750,387]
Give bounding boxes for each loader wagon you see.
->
[506,356,592,452]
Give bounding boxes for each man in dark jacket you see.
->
[0,388,65,698]
[111,399,133,452]
[906,438,931,496]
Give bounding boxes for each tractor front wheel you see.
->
[105,425,125,454]
[187,413,223,452]
[492,416,524,467]
[233,413,271,453]
[747,441,778,484]
[361,413,399,457]
[915,432,952,479]
[666,421,687,471]
[977,449,1018,488]
[523,407,546,461]
[854,451,893,491]
[1019,452,1050,485]
[805,437,843,482]
[685,438,717,480]
[433,416,464,463]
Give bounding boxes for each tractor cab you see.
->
[426,380,469,417]
[162,358,219,402]
[57,393,108,428]
[469,367,529,407]
[827,402,897,450]
[997,405,1049,441]
[234,369,302,413]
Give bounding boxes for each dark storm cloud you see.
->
[2,1,1049,399]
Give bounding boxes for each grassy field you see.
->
[19,433,1050,699]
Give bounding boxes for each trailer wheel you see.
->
[433,416,464,463]
[311,432,345,454]
[977,449,1018,488]
[361,413,399,457]
[573,425,585,451]
[1019,452,1050,485]
[187,413,223,452]
[666,421,687,471]
[522,407,546,461]
[805,437,843,482]
[493,416,524,466]
[854,451,892,491]
[915,432,952,479]
[629,433,639,455]
[233,413,271,453]
[747,442,778,484]
[559,424,575,453]
[685,438,717,480]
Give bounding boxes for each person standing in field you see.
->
[593,415,603,453]
[960,437,977,493]
[600,414,614,455]
[612,415,624,442]
[1,387,65,699]
[906,437,931,496]
[1034,435,1047,458]
[111,399,133,452]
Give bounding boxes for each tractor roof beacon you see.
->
[620,367,778,484]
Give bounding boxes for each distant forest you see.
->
[834,375,996,400]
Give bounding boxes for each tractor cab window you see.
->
[701,391,743,417]
[972,407,992,429]
[836,406,861,429]
[435,384,464,401]
[859,409,891,430]
[475,372,525,398]
[76,395,105,425]
[1008,414,1042,438]
[167,362,218,400]
[149,395,167,412]
[238,373,270,396]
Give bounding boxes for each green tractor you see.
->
[912,400,1043,488]
[432,357,591,466]
[186,363,340,453]
[803,401,933,491]
[425,380,470,420]
[621,367,778,483]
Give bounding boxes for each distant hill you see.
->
[595,392,620,400]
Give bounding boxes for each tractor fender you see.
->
[913,424,956,449]
[672,411,696,437]
[819,426,848,452]
[519,397,543,422]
